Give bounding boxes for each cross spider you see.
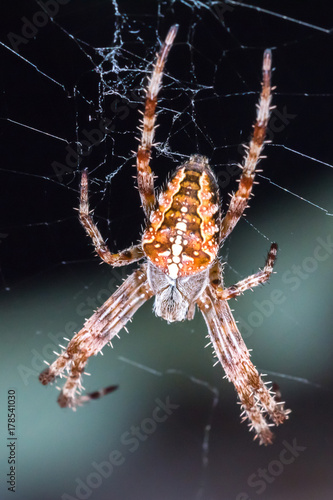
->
[40,25,290,445]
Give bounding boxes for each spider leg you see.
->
[79,170,144,266]
[197,287,289,445]
[214,243,277,300]
[39,266,153,408]
[220,49,273,244]
[137,24,178,218]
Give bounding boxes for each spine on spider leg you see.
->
[78,170,145,266]
[39,267,153,408]
[220,50,273,243]
[78,169,110,258]
[197,290,289,445]
[243,49,272,176]
[214,242,278,300]
[136,25,179,217]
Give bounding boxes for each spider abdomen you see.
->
[142,155,220,279]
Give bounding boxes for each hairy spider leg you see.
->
[79,170,144,266]
[214,242,277,300]
[197,286,289,445]
[39,267,153,408]
[219,49,273,244]
[136,24,178,218]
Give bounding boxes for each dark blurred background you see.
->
[0,1,332,499]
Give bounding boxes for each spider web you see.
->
[1,1,333,499]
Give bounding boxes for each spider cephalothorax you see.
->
[39,25,290,445]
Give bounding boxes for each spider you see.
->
[39,25,290,445]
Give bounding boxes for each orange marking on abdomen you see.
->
[142,155,221,278]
